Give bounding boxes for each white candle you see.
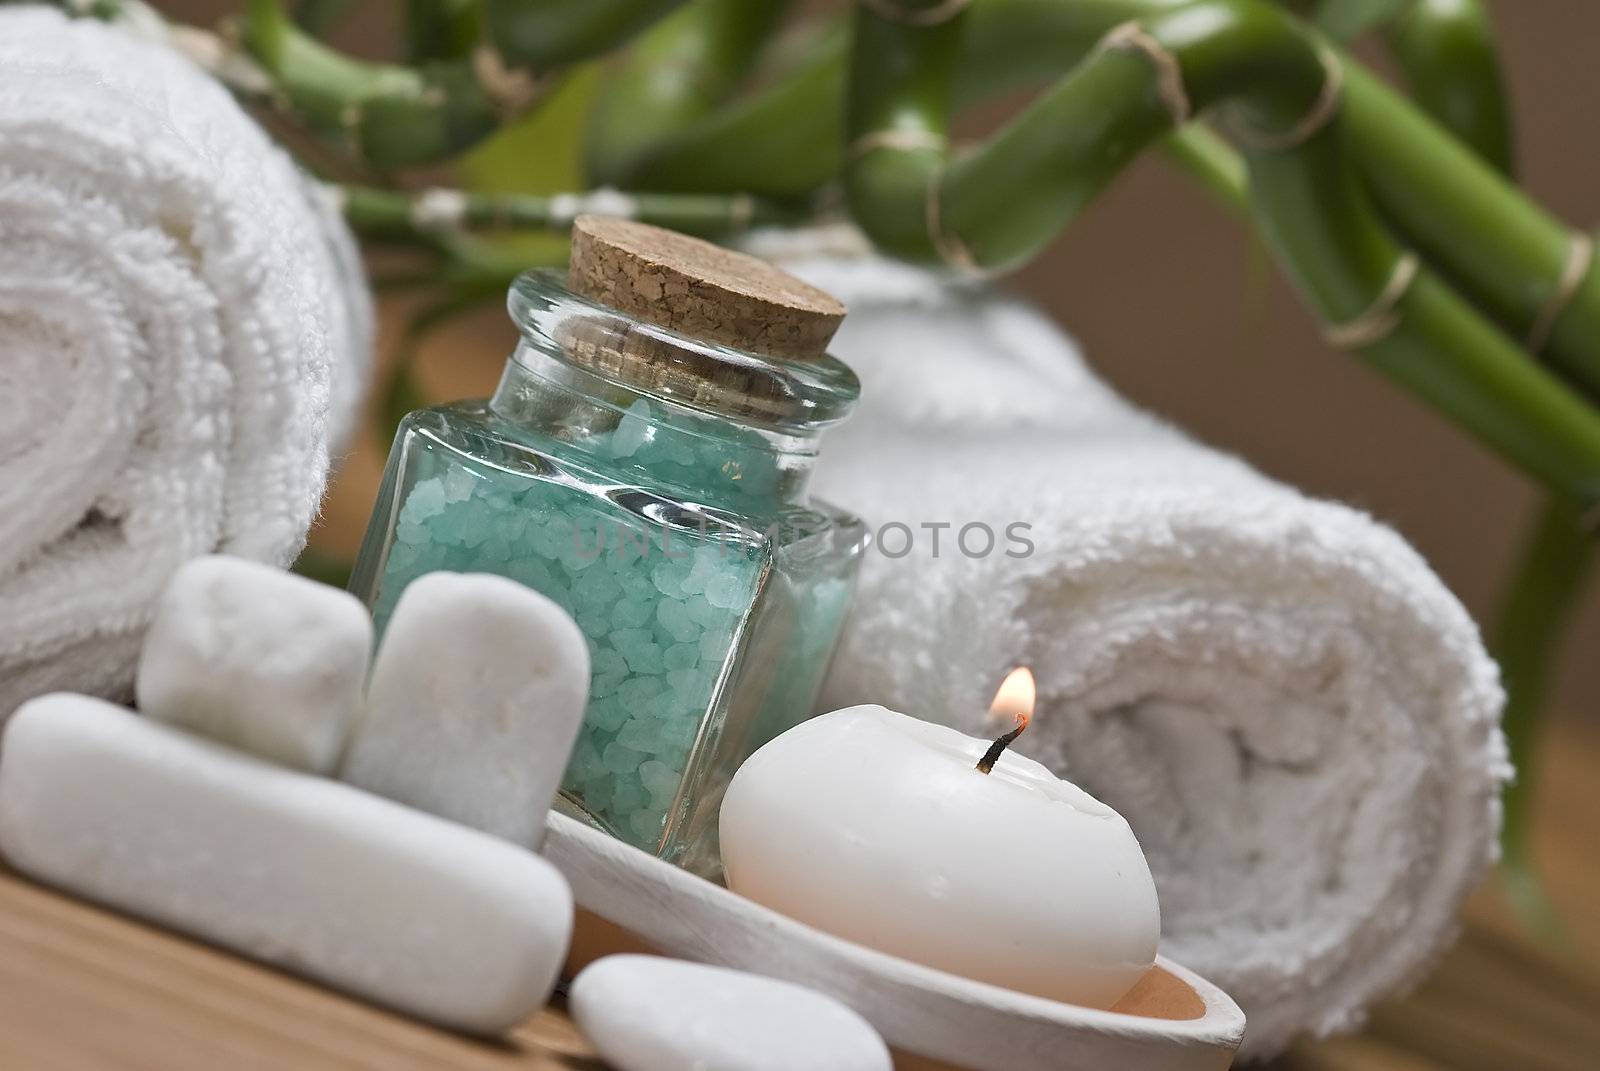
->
[719,671,1160,1010]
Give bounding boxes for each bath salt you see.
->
[349,221,866,872]
[0,694,572,1036]
[366,451,770,857]
[341,572,590,849]
[136,555,371,774]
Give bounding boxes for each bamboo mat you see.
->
[0,720,1594,1070]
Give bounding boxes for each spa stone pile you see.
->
[0,556,891,1067]
[0,557,582,1034]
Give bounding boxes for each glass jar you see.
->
[350,270,865,875]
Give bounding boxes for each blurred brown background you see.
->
[211,0,1597,725]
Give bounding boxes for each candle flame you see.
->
[988,666,1035,734]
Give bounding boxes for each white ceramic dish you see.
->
[545,812,1245,1071]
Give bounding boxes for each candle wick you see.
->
[976,719,1026,775]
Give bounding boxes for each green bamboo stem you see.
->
[1342,68,1600,392]
[1384,1,1596,933]
[291,0,355,36]
[1384,0,1514,175]
[339,184,797,242]
[481,0,684,71]
[75,0,1600,505]
[584,0,795,185]
[1160,125,1250,217]
[1307,0,1407,41]
[596,0,1600,496]
[843,3,966,262]
[607,2,1192,197]
[956,10,1600,877]
[1248,140,1600,499]
[1493,494,1593,939]
[43,0,524,168]
[603,25,851,197]
[604,3,1222,201]
[609,0,1600,391]
[68,0,1600,427]
[239,0,701,170]
[240,0,511,170]
[844,0,1600,504]
[592,0,1354,200]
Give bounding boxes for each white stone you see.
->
[570,955,892,1071]
[0,694,572,1036]
[340,572,589,848]
[135,555,372,774]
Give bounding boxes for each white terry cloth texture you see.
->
[749,231,1509,1061]
[0,8,373,719]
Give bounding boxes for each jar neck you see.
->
[490,342,824,512]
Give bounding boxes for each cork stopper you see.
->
[567,216,846,361]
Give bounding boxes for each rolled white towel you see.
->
[752,236,1508,1060]
[0,8,372,718]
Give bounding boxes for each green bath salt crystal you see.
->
[351,222,863,874]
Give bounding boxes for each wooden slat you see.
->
[0,865,595,1070]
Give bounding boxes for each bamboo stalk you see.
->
[291,0,354,36]
[1305,0,1407,41]
[239,0,511,170]
[597,0,1600,500]
[584,0,796,185]
[1160,125,1250,217]
[602,2,1191,196]
[1245,135,1600,500]
[102,0,694,170]
[1172,5,1600,937]
[604,0,1600,391]
[1340,68,1600,388]
[611,4,1247,218]
[1493,495,1593,940]
[480,0,684,70]
[55,0,1600,502]
[1382,0,1599,934]
[843,3,966,263]
[338,184,797,242]
[601,27,851,196]
[67,0,1600,419]
[841,0,1600,501]
[1384,0,1513,176]
[233,0,702,170]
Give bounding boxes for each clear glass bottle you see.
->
[350,270,864,875]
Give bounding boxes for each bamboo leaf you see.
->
[460,65,601,197]
[455,66,603,263]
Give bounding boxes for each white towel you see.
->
[750,233,1508,1060]
[0,8,373,718]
